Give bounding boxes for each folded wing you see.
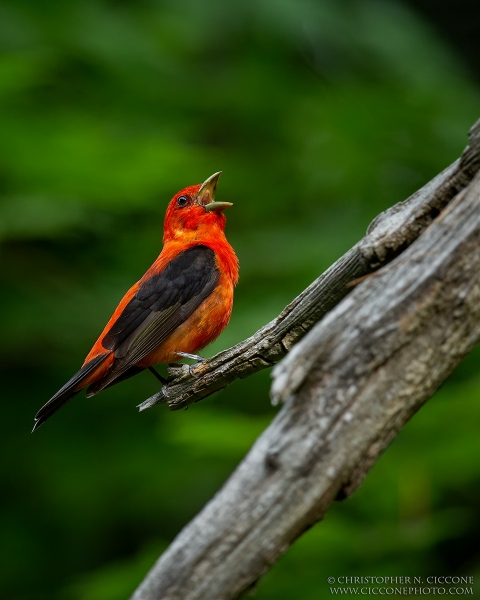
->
[86,244,219,395]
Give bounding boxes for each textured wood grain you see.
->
[140,118,480,412]
[132,124,480,600]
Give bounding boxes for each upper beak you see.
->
[196,171,233,213]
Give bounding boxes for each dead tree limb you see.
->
[132,121,480,600]
[140,119,480,412]
[132,157,480,600]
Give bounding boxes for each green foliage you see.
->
[0,0,479,598]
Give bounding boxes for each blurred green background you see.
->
[1,0,480,598]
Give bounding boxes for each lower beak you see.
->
[205,201,233,213]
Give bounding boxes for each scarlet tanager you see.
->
[33,172,238,431]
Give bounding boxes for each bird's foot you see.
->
[174,352,207,376]
[175,352,206,363]
[167,362,189,377]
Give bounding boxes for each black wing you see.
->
[88,245,219,395]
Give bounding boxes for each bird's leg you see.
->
[175,351,207,376]
[148,366,167,384]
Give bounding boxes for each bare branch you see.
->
[140,118,480,412]
[132,161,480,600]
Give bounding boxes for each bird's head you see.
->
[163,172,232,242]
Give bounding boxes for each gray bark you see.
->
[132,120,480,600]
[140,119,480,412]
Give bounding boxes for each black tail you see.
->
[33,354,109,432]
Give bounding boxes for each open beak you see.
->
[196,171,233,213]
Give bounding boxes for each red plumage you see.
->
[33,172,238,431]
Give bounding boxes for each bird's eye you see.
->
[177,195,188,207]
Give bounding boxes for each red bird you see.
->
[33,172,238,431]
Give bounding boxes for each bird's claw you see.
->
[172,352,207,377]
[167,362,190,377]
